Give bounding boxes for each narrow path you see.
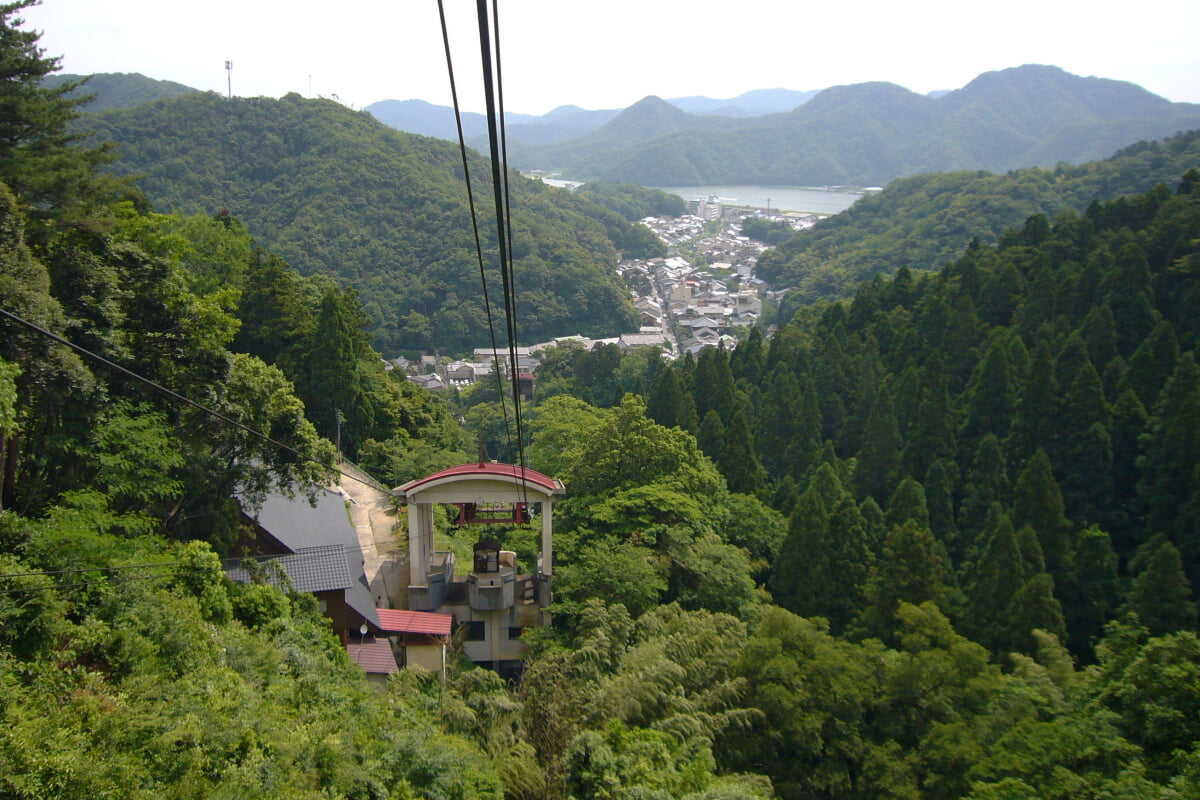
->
[335,463,408,610]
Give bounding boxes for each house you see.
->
[229,487,399,678]
[618,331,667,350]
[377,608,453,675]
[409,373,445,391]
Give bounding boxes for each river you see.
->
[651,184,867,215]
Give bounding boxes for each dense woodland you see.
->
[2,4,1200,798]
[79,91,674,353]
[759,131,1200,320]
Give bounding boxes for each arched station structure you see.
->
[393,462,564,673]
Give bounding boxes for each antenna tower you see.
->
[224,60,233,99]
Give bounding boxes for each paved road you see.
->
[334,463,408,610]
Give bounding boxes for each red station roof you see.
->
[396,461,564,496]
[376,608,453,637]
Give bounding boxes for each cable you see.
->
[0,305,378,491]
[489,0,530,507]
[474,0,530,506]
[0,560,185,580]
[0,567,203,596]
[438,0,514,459]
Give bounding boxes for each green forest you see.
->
[758,131,1200,321]
[78,90,672,354]
[3,3,1200,798]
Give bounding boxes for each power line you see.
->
[474,0,530,505]
[0,305,381,492]
[437,0,514,456]
[0,568,200,597]
[0,560,186,580]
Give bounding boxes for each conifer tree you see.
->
[854,388,902,502]
[1137,353,1200,581]
[1081,302,1119,374]
[1007,340,1058,469]
[885,476,930,533]
[1060,525,1119,658]
[1105,241,1159,357]
[304,289,374,455]
[1055,333,1092,396]
[966,505,1027,648]
[959,335,1017,454]
[1011,449,1072,576]
[1000,572,1067,657]
[901,355,957,481]
[720,409,765,498]
[755,364,798,475]
[646,366,684,430]
[957,434,1011,541]
[925,458,960,557]
[1123,535,1198,636]
[1120,321,1178,408]
[697,410,725,462]
[771,463,871,633]
[0,1,118,239]
[857,519,950,642]
[1108,389,1149,551]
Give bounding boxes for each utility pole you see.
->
[335,408,345,465]
[225,60,233,99]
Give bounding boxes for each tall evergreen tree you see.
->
[1122,535,1198,636]
[1007,339,1059,470]
[854,387,902,502]
[0,1,118,240]
[885,475,930,533]
[720,409,765,498]
[959,335,1016,458]
[966,505,1027,649]
[1000,572,1068,657]
[771,463,872,633]
[1137,353,1200,583]
[303,289,374,456]
[1011,449,1073,577]
[957,434,1011,543]
[1060,525,1119,659]
[697,410,725,462]
[755,364,798,475]
[1120,320,1178,408]
[856,519,950,642]
[646,366,684,430]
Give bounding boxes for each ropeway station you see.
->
[393,462,564,675]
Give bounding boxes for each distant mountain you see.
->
[667,88,819,116]
[513,65,1200,186]
[364,98,541,141]
[45,72,198,112]
[85,92,640,353]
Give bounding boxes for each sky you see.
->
[21,0,1200,116]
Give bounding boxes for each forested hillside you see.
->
[760,130,1200,319]
[4,3,1200,798]
[83,92,643,353]
[511,65,1200,186]
[45,71,198,111]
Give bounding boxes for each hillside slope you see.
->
[757,130,1200,318]
[85,92,639,353]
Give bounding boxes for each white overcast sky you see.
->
[22,0,1200,115]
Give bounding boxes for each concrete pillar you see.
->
[408,501,429,586]
[540,500,553,576]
